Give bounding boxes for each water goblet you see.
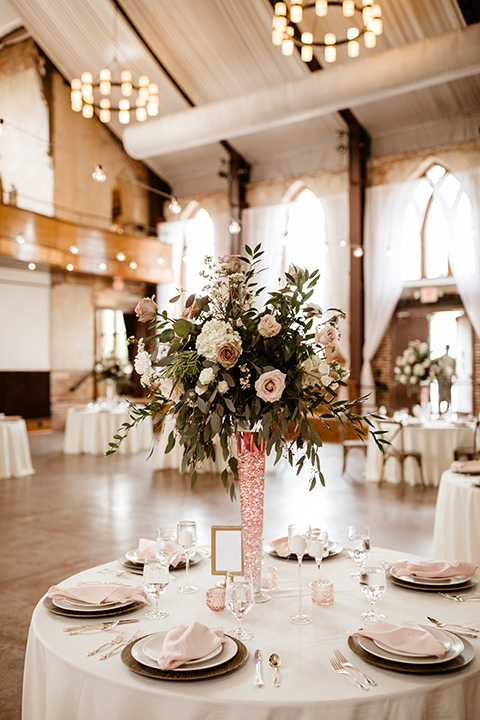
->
[348,524,370,579]
[142,557,170,619]
[288,523,312,625]
[156,526,178,581]
[309,530,329,584]
[359,561,386,623]
[176,520,198,593]
[225,575,254,640]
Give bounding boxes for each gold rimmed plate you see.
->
[43,596,145,618]
[122,634,248,681]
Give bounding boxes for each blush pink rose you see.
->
[217,342,240,368]
[315,325,338,346]
[135,297,158,322]
[254,370,286,403]
[182,299,199,320]
[258,314,281,338]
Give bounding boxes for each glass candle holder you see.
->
[311,578,334,606]
[206,586,226,612]
[261,565,277,592]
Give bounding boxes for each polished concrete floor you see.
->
[0,431,438,720]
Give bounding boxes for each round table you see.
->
[0,417,35,479]
[63,406,153,455]
[22,547,480,720]
[434,469,480,568]
[366,420,474,486]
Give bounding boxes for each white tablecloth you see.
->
[23,547,480,720]
[434,469,480,568]
[0,418,35,479]
[366,421,473,486]
[63,406,153,455]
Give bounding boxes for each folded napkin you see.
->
[137,538,185,567]
[350,620,446,657]
[391,559,477,579]
[451,460,480,473]
[47,584,145,605]
[270,528,322,557]
[156,621,224,670]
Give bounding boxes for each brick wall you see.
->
[50,370,95,430]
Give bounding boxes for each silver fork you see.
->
[87,631,126,656]
[99,629,142,660]
[330,658,369,690]
[438,592,480,602]
[334,650,377,686]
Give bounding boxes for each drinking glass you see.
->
[309,530,329,583]
[156,526,178,581]
[347,524,370,579]
[225,575,254,640]
[288,523,312,625]
[359,561,386,622]
[142,557,170,619]
[176,520,198,593]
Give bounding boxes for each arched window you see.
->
[283,188,326,306]
[182,208,215,295]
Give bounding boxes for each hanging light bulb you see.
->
[99,68,111,95]
[316,0,328,16]
[16,234,24,244]
[92,165,107,183]
[118,99,130,125]
[274,2,287,16]
[169,197,182,215]
[138,76,150,103]
[324,33,337,62]
[28,263,36,270]
[157,256,165,265]
[66,263,74,271]
[116,252,126,261]
[82,104,94,119]
[229,218,241,235]
[0,118,4,135]
[136,99,147,122]
[290,3,303,23]
[129,261,137,269]
[69,245,79,254]
[99,98,111,124]
[343,0,355,16]
[121,70,133,97]
[339,239,347,247]
[347,27,360,57]
[353,246,364,258]
[364,30,376,48]
[99,262,107,271]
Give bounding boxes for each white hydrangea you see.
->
[301,354,331,389]
[196,319,242,362]
[134,338,155,388]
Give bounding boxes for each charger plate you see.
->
[264,540,343,561]
[390,567,473,586]
[348,635,475,674]
[388,573,479,593]
[43,596,145,618]
[122,634,248,681]
[120,553,201,574]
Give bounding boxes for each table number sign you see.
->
[211,526,243,578]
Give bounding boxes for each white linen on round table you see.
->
[22,547,480,720]
[434,469,480,567]
[63,407,153,455]
[366,421,473,486]
[0,418,34,479]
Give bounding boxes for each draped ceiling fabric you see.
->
[360,179,422,410]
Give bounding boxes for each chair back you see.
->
[378,420,404,453]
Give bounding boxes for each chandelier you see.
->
[272,1,383,63]
[70,9,159,125]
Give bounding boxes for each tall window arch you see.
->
[181,208,215,295]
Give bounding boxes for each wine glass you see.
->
[309,530,329,584]
[176,520,198,593]
[156,526,178,581]
[225,575,254,640]
[288,523,312,625]
[347,524,370,579]
[359,561,386,623]
[142,557,170,619]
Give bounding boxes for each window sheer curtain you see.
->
[360,179,421,410]
[156,219,194,313]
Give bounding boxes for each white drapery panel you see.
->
[242,203,292,304]
[156,219,194,313]
[322,192,350,368]
[360,179,422,409]
[210,212,230,259]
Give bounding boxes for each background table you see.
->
[153,416,229,473]
[63,406,153,455]
[434,469,480,568]
[366,420,473,486]
[23,547,480,720]
[0,417,34,479]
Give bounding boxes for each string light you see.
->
[116,252,126,261]
[92,165,107,183]
[66,263,74,271]
[353,246,364,258]
[28,263,36,270]
[129,261,137,269]
[168,197,181,215]
[0,119,4,135]
[99,262,107,270]
[157,256,165,264]
[229,218,241,235]
[69,245,79,254]
[16,234,25,244]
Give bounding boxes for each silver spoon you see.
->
[426,616,478,636]
[269,653,282,687]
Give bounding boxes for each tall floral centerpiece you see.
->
[95,357,130,400]
[109,246,383,599]
[393,340,432,407]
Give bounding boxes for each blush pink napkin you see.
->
[156,621,224,670]
[451,460,480,473]
[47,584,145,604]
[351,620,446,657]
[137,538,184,567]
[392,559,477,578]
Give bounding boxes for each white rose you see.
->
[218,380,229,394]
[199,367,216,385]
[413,363,425,377]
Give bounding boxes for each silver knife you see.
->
[63,619,139,632]
[254,648,264,687]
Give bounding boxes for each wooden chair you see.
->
[378,420,425,487]
[340,420,367,475]
[454,419,480,461]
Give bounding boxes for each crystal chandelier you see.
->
[272,1,383,63]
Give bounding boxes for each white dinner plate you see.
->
[52,597,133,612]
[143,638,223,666]
[131,632,238,671]
[390,567,472,586]
[374,634,452,658]
[357,626,463,665]
[124,550,199,567]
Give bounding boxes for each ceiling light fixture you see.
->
[129,261,137,269]
[228,218,241,235]
[272,1,383,64]
[116,252,126,261]
[99,262,107,270]
[69,244,79,254]
[16,233,24,244]
[353,246,364,257]
[92,165,107,183]
[28,263,36,270]
[70,9,159,124]
[168,197,182,215]
[66,264,74,271]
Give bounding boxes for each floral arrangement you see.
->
[108,246,383,496]
[95,358,130,390]
[430,355,455,384]
[393,340,432,394]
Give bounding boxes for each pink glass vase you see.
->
[420,383,430,411]
[236,428,268,603]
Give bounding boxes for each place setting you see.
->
[44,583,146,619]
[119,522,205,577]
[264,528,343,562]
[388,560,479,593]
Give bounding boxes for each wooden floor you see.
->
[0,431,439,720]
